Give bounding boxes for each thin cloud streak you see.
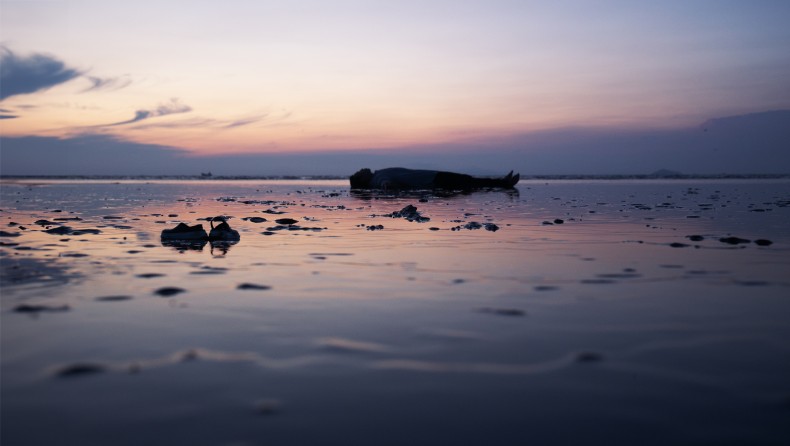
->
[82,75,132,93]
[105,98,192,126]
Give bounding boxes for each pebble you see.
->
[754,239,773,246]
[237,283,272,290]
[55,363,106,378]
[13,304,71,313]
[155,287,186,297]
[95,295,133,302]
[719,236,750,245]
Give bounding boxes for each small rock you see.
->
[237,283,272,290]
[13,304,70,313]
[754,239,773,246]
[155,287,186,297]
[719,236,750,245]
[55,363,106,378]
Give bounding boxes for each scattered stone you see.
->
[719,236,750,245]
[155,287,186,297]
[0,231,21,237]
[44,226,73,235]
[275,218,299,226]
[541,221,554,225]
[161,223,207,241]
[13,304,70,313]
[464,222,482,230]
[478,307,525,317]
[34,219,60,226]
[553,219,564,224]
[386,205,430,222]
[669,242,690,248]
[754,239,773,246]
[483,223,499,232]
[55,363,106,378]
[244,217,268,223]
[136,273,165,279]
[429,227,440,231]
[366,225,384,231]
[687,235,705,242]
[95,295,133,302]
[237,283,272,290]
[103,216,123,220]
[534,285,558,291]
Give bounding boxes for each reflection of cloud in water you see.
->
[0,256,81,291]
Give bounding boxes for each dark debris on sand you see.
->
[155,287,186,297]
[13,303,71,313]
[385,205,430,222]
[237,283,272,290]
[55,363,107,378]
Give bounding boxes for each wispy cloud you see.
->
[82,75,132,93]
[105,98,192,126]
[0,46,82,100]
[223,114,268,129]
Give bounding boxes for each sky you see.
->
[1,0,789,175]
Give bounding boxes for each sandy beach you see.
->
[1,178,789,446]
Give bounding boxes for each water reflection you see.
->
[210,240,238,256]
[161,239,208,252]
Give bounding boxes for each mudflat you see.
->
[2,178,789,446]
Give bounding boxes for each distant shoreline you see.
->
[1,173,789,182]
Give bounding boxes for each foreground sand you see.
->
[2,179,789,445]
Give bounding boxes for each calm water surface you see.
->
[2,179,789,445]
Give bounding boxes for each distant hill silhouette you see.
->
[2,110,789,176]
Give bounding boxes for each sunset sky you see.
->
[1,1,789,175]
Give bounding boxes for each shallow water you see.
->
[2,179,789,446]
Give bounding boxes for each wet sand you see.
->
[2,179,789,446]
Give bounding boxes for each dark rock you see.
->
[95,295,133,302]
[483,223,499,232]
[237,283,272,290]
[478,307,525,317]
[155,287,186,297]
[553,219,564,224]
[754,239,773,246]
[719,236,751,245]
[0,231,21,237]
[669,242,690,248]
[687,235,705,242]
[136,273,165,279]
[44,226,73,235]
[13,304,70,313]
[55,363,106,377]
[245,217,268,223]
